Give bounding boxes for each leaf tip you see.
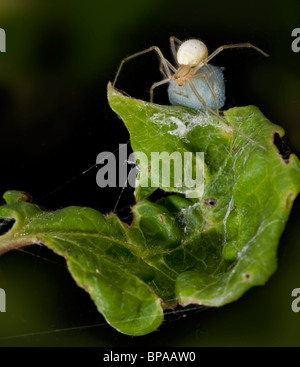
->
[3,190,33,204]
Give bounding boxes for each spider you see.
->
[112,36,269,149]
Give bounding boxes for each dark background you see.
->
[0,0,299,346]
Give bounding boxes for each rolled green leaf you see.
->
[0,84,299,336]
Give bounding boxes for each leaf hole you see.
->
[204,198,218,208]
[149,188,174,202]
[0,219,15,236]
[244,273,251,280]
[273,132,291,164]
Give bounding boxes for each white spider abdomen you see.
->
[177,39,208,66]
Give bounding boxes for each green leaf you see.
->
[0,84,299,336]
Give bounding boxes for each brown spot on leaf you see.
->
[20,192,33,203]
[286,192,295,210]
[204,199,218,208]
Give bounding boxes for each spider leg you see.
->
[179,86,188,98]
[188,80,217,116]
[172,83,188,98]
[159,58,177,78]
[150,79,170,103]
[204,64,216,110]
[113,46,173,87]
[192,72,219,115]
[205,64,215,90]
[187,80,267,151]
[194,43,269,73]
[169,36,182,65]
[159,61,167,78]
[165,58,177,73]
[172,83,178,96]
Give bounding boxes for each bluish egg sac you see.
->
[167,64,225,111]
